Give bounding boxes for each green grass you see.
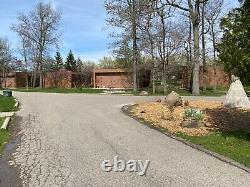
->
[0,95,16,112]
[176,131,250,167]
[11,87,105,94]
[0,118,10,154]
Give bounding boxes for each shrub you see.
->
[185,108,204,121]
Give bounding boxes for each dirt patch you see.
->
[130,100,250,136]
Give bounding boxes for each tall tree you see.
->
[165,0,208,95]
[139,1,158,94]
[11,2,61,88]
[53,51,64,71]
[65,50,76,71]
[205,0,224,90]
[218,0,250,84]
[105,0,144,91]
[0,37,12,88]
[201,1,207,91]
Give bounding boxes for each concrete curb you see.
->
[121,104,250,174]
[14,98,19,108]
[14,102,19,108]
[1,117,11,130]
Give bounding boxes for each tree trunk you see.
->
[201,3,207,91]
[159,10,167,95]
[192,23,200,95]
[211,23,217,90]
[151,53,156,94]
[39,63,43,88]
[132,0,138,92]
[33,68,37,88]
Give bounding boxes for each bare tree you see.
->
[0,37,12,88]
[11,2,61,88]
[105,0,146,91]
[139,1,158,93]
[155,1,172,94]
[205,0,224,90]
[18,36,32,90]
[164,0,209,95]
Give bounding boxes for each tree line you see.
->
[105,0,248,95]
[0,1,249,93]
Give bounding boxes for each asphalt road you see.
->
[4,93,250,186]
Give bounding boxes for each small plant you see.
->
[185,108,204,121]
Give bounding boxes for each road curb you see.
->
[14,98,19,108]
[14,102,19,108]
[121,104,250,174]
[1,117,11,130]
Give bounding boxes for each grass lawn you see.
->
[0,118,10,154]
[11,87,105,94]
[0,95,16,112]
[176,131,250,167]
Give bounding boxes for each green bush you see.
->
[185,108,204,121]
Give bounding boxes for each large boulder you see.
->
[164,91,182,107]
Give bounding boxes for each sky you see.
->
[0,0,240,63]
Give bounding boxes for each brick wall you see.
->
[44,70,72,88]
[181,66,230,89]
[94,72,133,89]
[1,72,28,88]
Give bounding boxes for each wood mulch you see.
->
[131,100,250,136]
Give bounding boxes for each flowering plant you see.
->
[184,108,204,121]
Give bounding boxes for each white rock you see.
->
[224,76,250,109]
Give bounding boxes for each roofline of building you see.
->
[93,68,130,73]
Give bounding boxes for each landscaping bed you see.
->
[0,95,16,112]
[128,100,250,167]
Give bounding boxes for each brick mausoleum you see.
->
[0,67,229,89]
[181,65,230,89]
[93,69,133,89]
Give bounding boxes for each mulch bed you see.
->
[130,100,250,136]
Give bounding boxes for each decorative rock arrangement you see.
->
[164,91,183,107]
[224,76,250,109]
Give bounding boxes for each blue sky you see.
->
[0,0,240,63]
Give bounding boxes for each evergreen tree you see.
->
[65,50,76,71]
[218,1,250,84]
[52,51,64,71]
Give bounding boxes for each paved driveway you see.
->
[4,93,250,186]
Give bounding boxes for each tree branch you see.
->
[164,0,189,12]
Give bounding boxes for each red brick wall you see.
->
[95,72,133,89]
[1,77,16,88]
[1,72,28,88]
[181,66,230,88]
[200,66,230,88]
[44,70,72,88]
